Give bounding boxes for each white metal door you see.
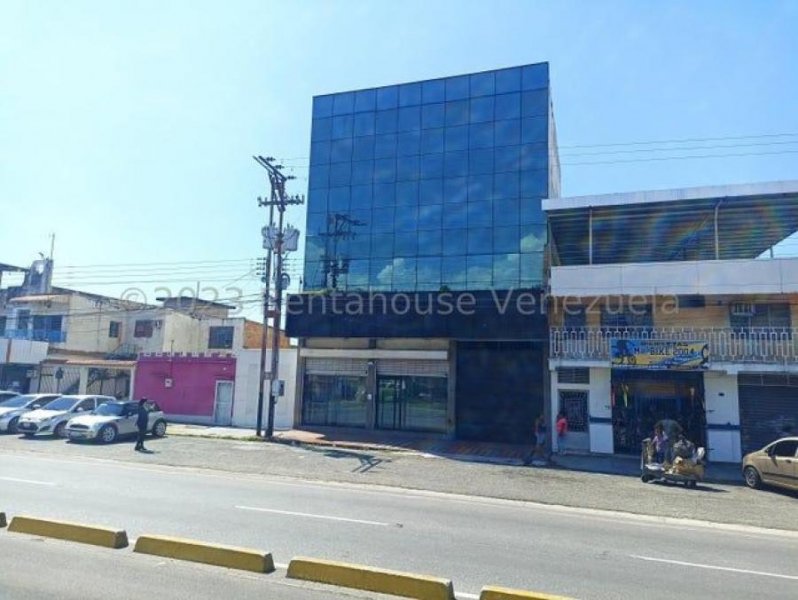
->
[214,381,234,426]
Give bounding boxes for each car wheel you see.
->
[641,474,652,483]
[744,466,762,489]
[23,432,35,438]
[99,425,117,444]
[152,420,167,438]
[8,417,19,434]
[54,422,67,438]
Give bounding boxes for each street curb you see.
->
[0,512,6,528]
[480,585,576,600]
[133,534,275,573]
[287,556,455,600]
[7,516,128,548]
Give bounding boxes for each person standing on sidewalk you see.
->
[524,414,548,465]
[556,412,569,455]
[134,398,149,452]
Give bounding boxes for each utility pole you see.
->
[253,155,304,438]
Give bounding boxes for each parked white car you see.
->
[17,395,115,438]
[66,400,167,444]
[0,394,62,434]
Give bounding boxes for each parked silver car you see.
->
[0,390,20,403]
[17,395,115,438]
[66,400,167,443]
[0,394,62,434]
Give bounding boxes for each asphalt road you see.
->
[0,534,389,600]
[2,447,797,599]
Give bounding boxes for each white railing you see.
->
[550,326,798,364]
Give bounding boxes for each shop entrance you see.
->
[611,370,705,454]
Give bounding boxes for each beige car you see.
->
[742,437,798,492]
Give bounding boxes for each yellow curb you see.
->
[480,585,577,600]
[133,534,274,573]
[0,512,6,528]
[287,556,454,600]
[7,516,128,549]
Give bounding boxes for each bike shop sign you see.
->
[610,339,709,370]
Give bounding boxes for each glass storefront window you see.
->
[303,374,368,427]
[377,376,447,433]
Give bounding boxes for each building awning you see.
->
[544,180,798,266]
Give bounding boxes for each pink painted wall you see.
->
[134,354,236,419]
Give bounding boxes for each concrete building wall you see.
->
[232,348,297,430]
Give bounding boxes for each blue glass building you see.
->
[288,63,559,443]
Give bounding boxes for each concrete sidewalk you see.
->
[167,423,743,484]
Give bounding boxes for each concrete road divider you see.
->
[0,512,6,528]
[480,585,576,600]
[133,534,275,573]
[7,516,128,549]
[287,556,454,600]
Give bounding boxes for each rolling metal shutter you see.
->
[738,374,798,454]
[304,358,368,376]
[376,360,448,377]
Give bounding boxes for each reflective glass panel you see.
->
[350,184,372,208]
[494,145,521,172]
[467,202,492,228]
[371,233,395,257]
[374,158,396,183]
[493,253,520,288]
[399,82,422,106]
[442,231,467,256]
[442,255,467,284]
[468,149,494,175]
[419,178,444,204]
[470,72,495,97]
[376,109,398,134]
[444,151,468,177]
[467,174,492,201]
[373,207,396,232]
[520,199,546,224]
[374,133,397,159]
[520,169,548,197]
[520,224,547,252]
[306,211,327,235]
[493,198,520,226]
[353,135,375,160]
[520,251,545,284]
[522,116,547,143]
[373,182,395,207]
[329,162,351,186]
[330,138,353,163]
[445,100,469,126]
[328,187,350,211]
[311,117,332,141]
[354,89,377,112]
[420,154,444,180]
[494,172,519,199]
[418,229,442,256]
[333,92,355,115]
[522,64,548,90]
[394,231,418,256]
[469,123,493,148]
[397,131,421,156]
[354,112,376,136]
[396,155,420,181]
[494,226,520,253]
[422,79,445,103]
[494,92,521,120]
[442,203,468,229]
[370,258,393,288]
[495,67,521,93]
[395,181,418,206]
[445,75,469,100]
[445,125,469,151]
[351,160,374,185]
[466,255,492,286]
[309,164,329,189]
[469,96,494,123]
[417,203,442,230]
[422,103,445,129]
[443,177,468,203]
[421,128,445,154]
[311,141,331,164]
[331,114,354,139]
[313,95,334,118]
[377,86,399,109]
[397,106,421,131]
[520,143,548,170]
[522,89,548,117]
[392,257,417,290]
[416,257,442,287]
[494,119,521,147]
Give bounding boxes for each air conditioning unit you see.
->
[730,303,756,317]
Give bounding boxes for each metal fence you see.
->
[550,326,798,364]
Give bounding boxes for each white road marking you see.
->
[631,555,798,581]
[457,593,480,600]
[0,476,55,486]
[235,505,392,526]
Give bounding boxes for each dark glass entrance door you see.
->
[376,375,447,432]
[377,376,403,430]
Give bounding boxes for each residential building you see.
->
[545,180,798,462]
[287,63,559,443]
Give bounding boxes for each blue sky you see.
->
[1,0,796,315]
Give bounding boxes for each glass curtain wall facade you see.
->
[304,63,552,293]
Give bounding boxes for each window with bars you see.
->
[559,390,588,432]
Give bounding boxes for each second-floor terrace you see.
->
[543,180,798,298]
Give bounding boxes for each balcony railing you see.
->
[550,326,798,365]
[1,329,67,343]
